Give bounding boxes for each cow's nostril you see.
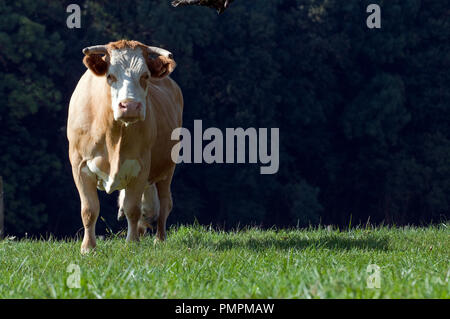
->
[119,101,141,111]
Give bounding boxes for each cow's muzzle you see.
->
[117,101,143,123]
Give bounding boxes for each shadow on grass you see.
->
[178,233,390,251]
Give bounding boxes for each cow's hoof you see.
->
[153,233,167,245]
[80,246,95,255]
[117,208,125,221]
[126,234,140,243]
[142,215,158,231]
[138,225,147,237]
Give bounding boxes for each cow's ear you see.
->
[147,56,176,79]
[83,54,109,76]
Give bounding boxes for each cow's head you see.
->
[82,40,176,124]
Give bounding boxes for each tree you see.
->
[171,0,234,14]
[0,0,448,236]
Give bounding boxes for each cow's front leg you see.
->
[155,168,175,242]
[72,164,100,254]
[118,189,146,236]
[122,179,147,242]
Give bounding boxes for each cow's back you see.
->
[148,76,183,183]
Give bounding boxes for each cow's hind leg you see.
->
[117,190,125,221]
[118,184,160,236]
[140,183,160,233]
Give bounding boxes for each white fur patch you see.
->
[86,158,141,194]
[108,48,149,121]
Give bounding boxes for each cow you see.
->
[67,40,183,253]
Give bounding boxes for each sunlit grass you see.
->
[0,224,448,298]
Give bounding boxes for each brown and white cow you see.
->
[67,40,183,253]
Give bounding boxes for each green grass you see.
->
[0,224,449,298]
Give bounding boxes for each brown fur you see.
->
[69,42,183,253]
[83,40,176,80]
[83,54,109,76]
[107,39,144,50]
[107,39,176,79]
[147,56,177,78]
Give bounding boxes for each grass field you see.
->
[0,224,449,298]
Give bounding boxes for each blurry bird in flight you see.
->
[171,0,234,14]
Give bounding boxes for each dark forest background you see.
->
[0,0,449,237]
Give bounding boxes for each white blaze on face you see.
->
[107,48,150,122]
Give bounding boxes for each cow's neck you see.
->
[104,121,126,175]
[85,121,145,194]
[93,102,154,173]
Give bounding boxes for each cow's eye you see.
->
[107,74,117,84]
[140,73,150,88]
